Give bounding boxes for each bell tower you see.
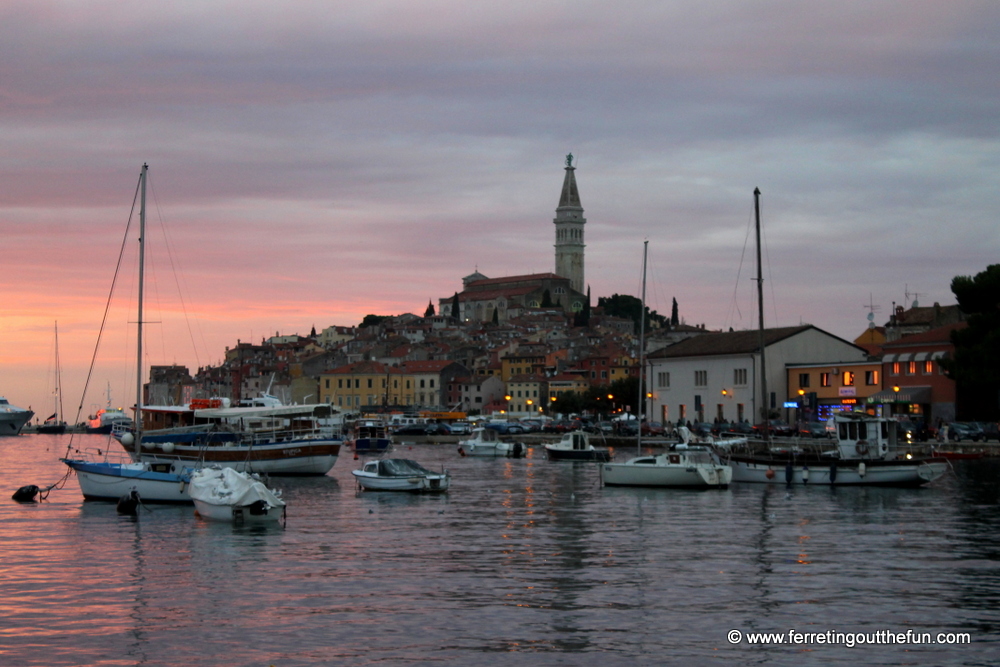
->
[553,153,585,293]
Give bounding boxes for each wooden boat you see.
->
[544,431,611,462]
[348,419,391,453]
[187,467,286,524]
[117,401,343,476]
[351,458,450,492]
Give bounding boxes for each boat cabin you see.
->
[833,412,898,460]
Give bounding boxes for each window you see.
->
[367,378,373,389]
[325,379,330,389]
[355,379,360,389]
[734,368,748,386]
[658,372,670,388]
[842,371,855,386]
[924,360,933,374]
[338,379,343,389]
[907,361,917,375]
[891,362,900,375]
[820,373,831,387]
[420,379,426,388]
[695,370,708,387]
[798,373,810,388]
[865,370,879,386]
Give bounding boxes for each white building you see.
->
[647,325,869,425]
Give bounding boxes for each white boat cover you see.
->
[187,467,285,509]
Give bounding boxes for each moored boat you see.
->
[458,427,526,458]
[187,466,286,524]
[351,458,450,492]
[115,401,344,476]
[348,419,391,454]
[63,452,195,502]
[0,397,34,436]
[722,411,949,486]
[544,430,611,462]
[601,446,732,488]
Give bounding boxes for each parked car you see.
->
[691,422,715,437]
[448,422,472,435]
[641,421,665,436]
[799,421,830,439]
[394,423,432,436]
[978,422,999,442]
[948,422,981,442]
[754,419,796,437]
[722,421,755,436]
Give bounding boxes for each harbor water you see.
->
[2,434,999,666]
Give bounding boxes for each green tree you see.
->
[597,293,667,331]
[541,289,553,307]
[360,314,388,328]
[451,292,460,319]
[940,264,1000,419]
[424,300,435,317]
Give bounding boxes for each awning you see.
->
[866,386,932,404]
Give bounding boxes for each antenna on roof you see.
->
[863,293,882,330]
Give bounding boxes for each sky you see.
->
[2,0,998,421]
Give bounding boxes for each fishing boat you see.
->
[37,322,68,434]
[457,427,526,458]
[544,431,611,462]
[187,467,286,524]
[115,400,343,476]
[347,419,391,454]
[351,458,450,492]
[0,397,34,436]
[63,164,198,503]
[717,189,948,487]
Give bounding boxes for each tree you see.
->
[360,314,388,328]
[491,307,499,324]
[671,297,679,326]
[424,300,435,317]
[451,292,460,319]
[940,264,1000,419]
[598,293,667,331]
[541,289,553,308]
[573,286,592,327]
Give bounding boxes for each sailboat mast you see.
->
[54,321,64,424]
[636,240,648,455]
[754,187,768,433]
[135,164,147,454]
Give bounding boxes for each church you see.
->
[439,155,589,322]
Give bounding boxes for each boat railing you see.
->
[67,446,136,464]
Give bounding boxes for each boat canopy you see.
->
[193,404,338,419]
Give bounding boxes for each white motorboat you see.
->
[544,431,611,462]
[0,397,33,436]
[601,447,732,488]
[723,411,949,486]
[351,458,450,492]
[187,467,286,524]
[458,427,526,458]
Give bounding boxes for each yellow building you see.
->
[320,361,415,410]
[506,374,548,416]
[786,361,884,420]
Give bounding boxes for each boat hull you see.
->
[63,459,193,503]
[192,499,284,524]
[727,455,949,486]
[135,439,341,476]
[1,411,33,436]
[351,437,391,454]
[544,446,611,462]
[463,442,526,458]
[601,462,732,488]
[351,471,450,492]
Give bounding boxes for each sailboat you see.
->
[37,322,68,434]
[720,188,949,486]
[62,165,196,502]
[600,242,733,488]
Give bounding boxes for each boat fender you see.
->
[178,480,186,493]
[121,432,134,447]
[117,489,140,516]
[829,464,837,484]
[457,446,466,457]
[802,465,810,484]
[855,440,869,456]
[12,484,40,503]
[765,468,775,480]
[162,442,175,454]
[784,463,794,484]
[858,462,867,478]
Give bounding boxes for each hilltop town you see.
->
[139,156,983,432]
